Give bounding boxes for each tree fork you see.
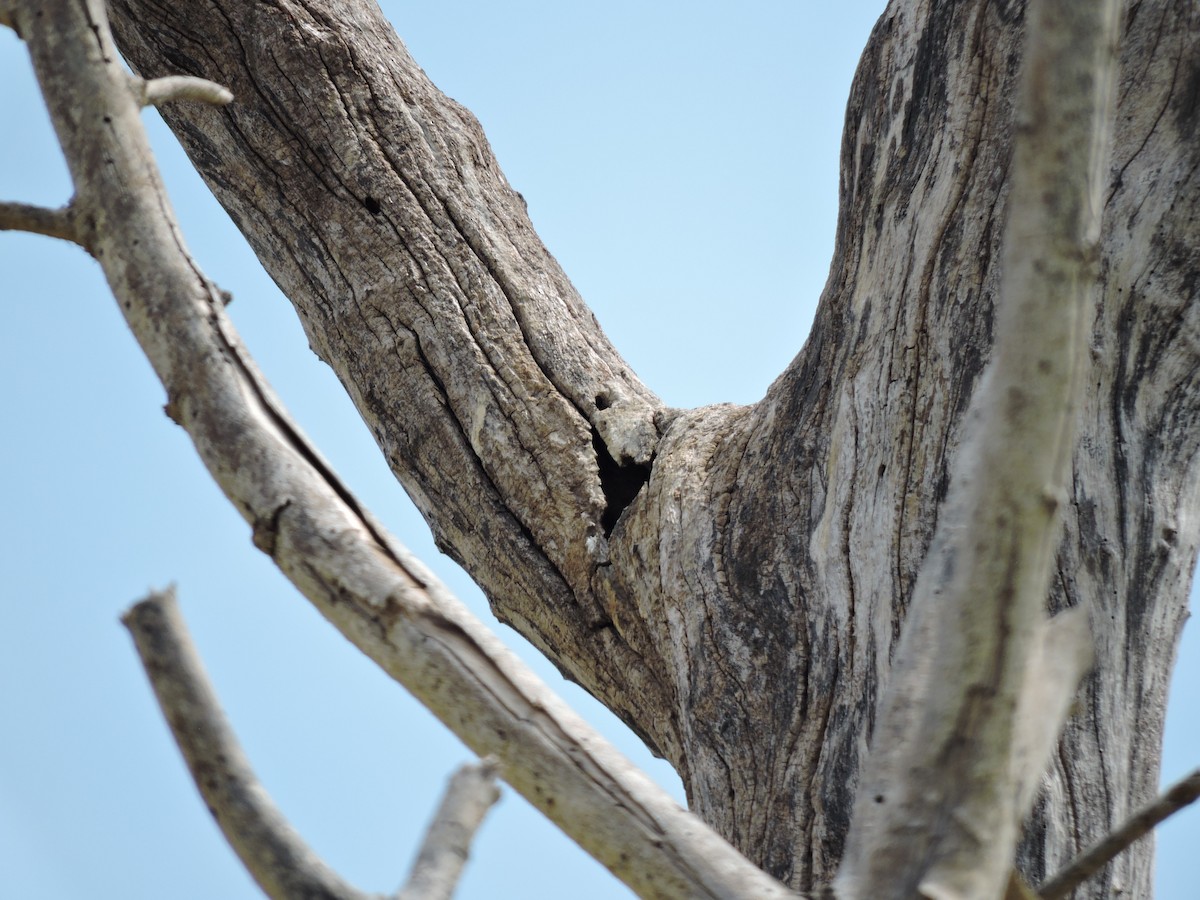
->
[107,0,1200,895]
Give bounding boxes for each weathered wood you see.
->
[108,0,678,763]
[124,590,373,900]
[836,0,1120,893]
[108,0,1200,895]
[11,2,799,895]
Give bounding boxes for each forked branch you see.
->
[124,589,500,900]
[124,589,376,900]
[9,1,793,897]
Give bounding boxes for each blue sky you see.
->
[1,3,1195,898]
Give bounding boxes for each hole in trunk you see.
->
[592,427,651,536]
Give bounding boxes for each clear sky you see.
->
[1,3,1196,898]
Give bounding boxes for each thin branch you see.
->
[1038,768,1200,900]
[0,200,82,246]
[17,2,794,897]
[134,74,233,107]
[396,760,500,900]
[122,588,372,900]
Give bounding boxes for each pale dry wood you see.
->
[135,74,233,108]
[835,0,1122,894]
[123,589,374,900]
[396,760,500,900]
[13,1,797,896]
[104,0,1200,895]
[0,200,81,245]
[126,590,502,900]
[1011,610,1096,821]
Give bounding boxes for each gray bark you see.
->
[839,0,1120,892]
[10,2,795,895]
[106,0,1200,895]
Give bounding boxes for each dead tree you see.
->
[4,0,1198,897]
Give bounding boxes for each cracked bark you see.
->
[109,0,1200,895]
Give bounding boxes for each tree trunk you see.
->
[108,0,1200,895]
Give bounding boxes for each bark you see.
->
[11,2,796,894]
[106,0,1200,896]
[838,0,1119,893]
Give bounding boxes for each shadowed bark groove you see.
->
[109,0,1200,895]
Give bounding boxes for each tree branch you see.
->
[122,588,373,900]
[835,0,1122,896]
[133,74,233,107]
[125,589,500,900]
[1037,768,1200,900]
[14,1,794,896]
[396,760,500,900]
[0,200,82,246]
[89,0,1200,891]
[104,0,679,759]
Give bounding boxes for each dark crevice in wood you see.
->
[592,427,650,537]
